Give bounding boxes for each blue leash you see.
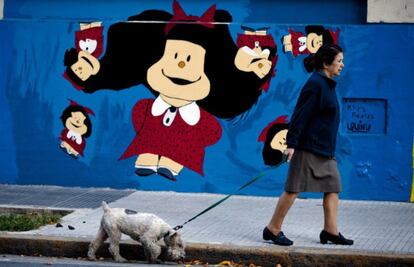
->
[173,155,288,231]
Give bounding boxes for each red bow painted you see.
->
[68,99,95,117]
[258,115,289,142]
[165,0,216,34]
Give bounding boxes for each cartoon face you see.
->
[270,129,288,152]
[70,51,100,81]
[65,111,87,135]
[306,33,323,53]
[147,40,210,105]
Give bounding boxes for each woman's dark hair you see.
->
[303,43,343,73]
[60,105,93,138]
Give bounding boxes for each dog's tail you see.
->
[101,201,110,213]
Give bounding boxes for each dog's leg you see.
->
[87,226,108,261]
[141,237,162,263]
[107,228,127,262]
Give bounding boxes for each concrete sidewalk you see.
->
[0,184,413,266]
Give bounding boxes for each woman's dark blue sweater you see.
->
[286,72,340,158]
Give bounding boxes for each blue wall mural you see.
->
[0,0,413,202]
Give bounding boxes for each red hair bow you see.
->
[68,99,95,117]
[165,0,216,34]
[258,115,289,142]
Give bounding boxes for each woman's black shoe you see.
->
[263,227,293,246]
[319,230,353,245]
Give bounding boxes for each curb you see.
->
[1,234,414,267]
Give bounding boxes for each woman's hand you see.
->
[284,148,295,162]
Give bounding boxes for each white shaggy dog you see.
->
[87,201,185,263]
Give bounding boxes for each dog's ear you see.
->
[164,231,177,245]
[168,231,178,238]
[164,230,178,243]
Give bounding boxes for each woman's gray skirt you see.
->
[285,150,342,193]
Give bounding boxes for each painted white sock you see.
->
[135,165,157,172]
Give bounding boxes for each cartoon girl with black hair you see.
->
[63,22,104,90]
[282,25,339,56]
[235,25,277,92]
[258,115,289,166]
[62,1,275,180]
[59,99,95,158]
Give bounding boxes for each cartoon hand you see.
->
[234,46,272,78]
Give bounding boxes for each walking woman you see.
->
[263,44,353,246]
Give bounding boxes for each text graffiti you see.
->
[342,98,387,135]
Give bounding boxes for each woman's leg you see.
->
[321,192,353,245]
[323,192,339,235]
[267,191,299,234]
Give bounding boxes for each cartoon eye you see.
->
[186,55,191,62]
[174,53,178,59]
[79,39,97,54]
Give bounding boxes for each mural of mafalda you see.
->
[61,0,278,181]
[64,22,104,89]
[59,99,95,158]
[282,25,339,56]
[258,115,289,167]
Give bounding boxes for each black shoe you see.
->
[157,167,177,181]
[320,230,353,245]
[60,146,79,159]
[135,167,156,176]
[263,227,293,246]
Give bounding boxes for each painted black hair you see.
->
[60,105,93,138]
[167,9,263,118]
[78,10,172,93]
[64,8,267,119]
[64,48,86,87]
[305,25,334,45]
[262,122,289,166]
[303,43,343,73]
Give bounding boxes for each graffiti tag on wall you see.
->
[342,98,387,134]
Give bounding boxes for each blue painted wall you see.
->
[4,0,367,24]
[0,0,413,201]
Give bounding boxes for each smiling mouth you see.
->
[70,122,81,128]
[162,69,201,85]
[311,39,318,48]
[81,56,94,69]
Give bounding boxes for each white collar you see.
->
[151,96,200,126]
[66,130,83,144]
[240,45,270,58]
[298,36,307,52]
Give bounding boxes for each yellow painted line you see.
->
[411,139,414,202]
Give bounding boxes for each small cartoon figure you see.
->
[235,25,277,92]
[59,99,95,158]
[63,22,104,90]
[76,22,104,58]
[282,25,339,56]
[258,115,289,166]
